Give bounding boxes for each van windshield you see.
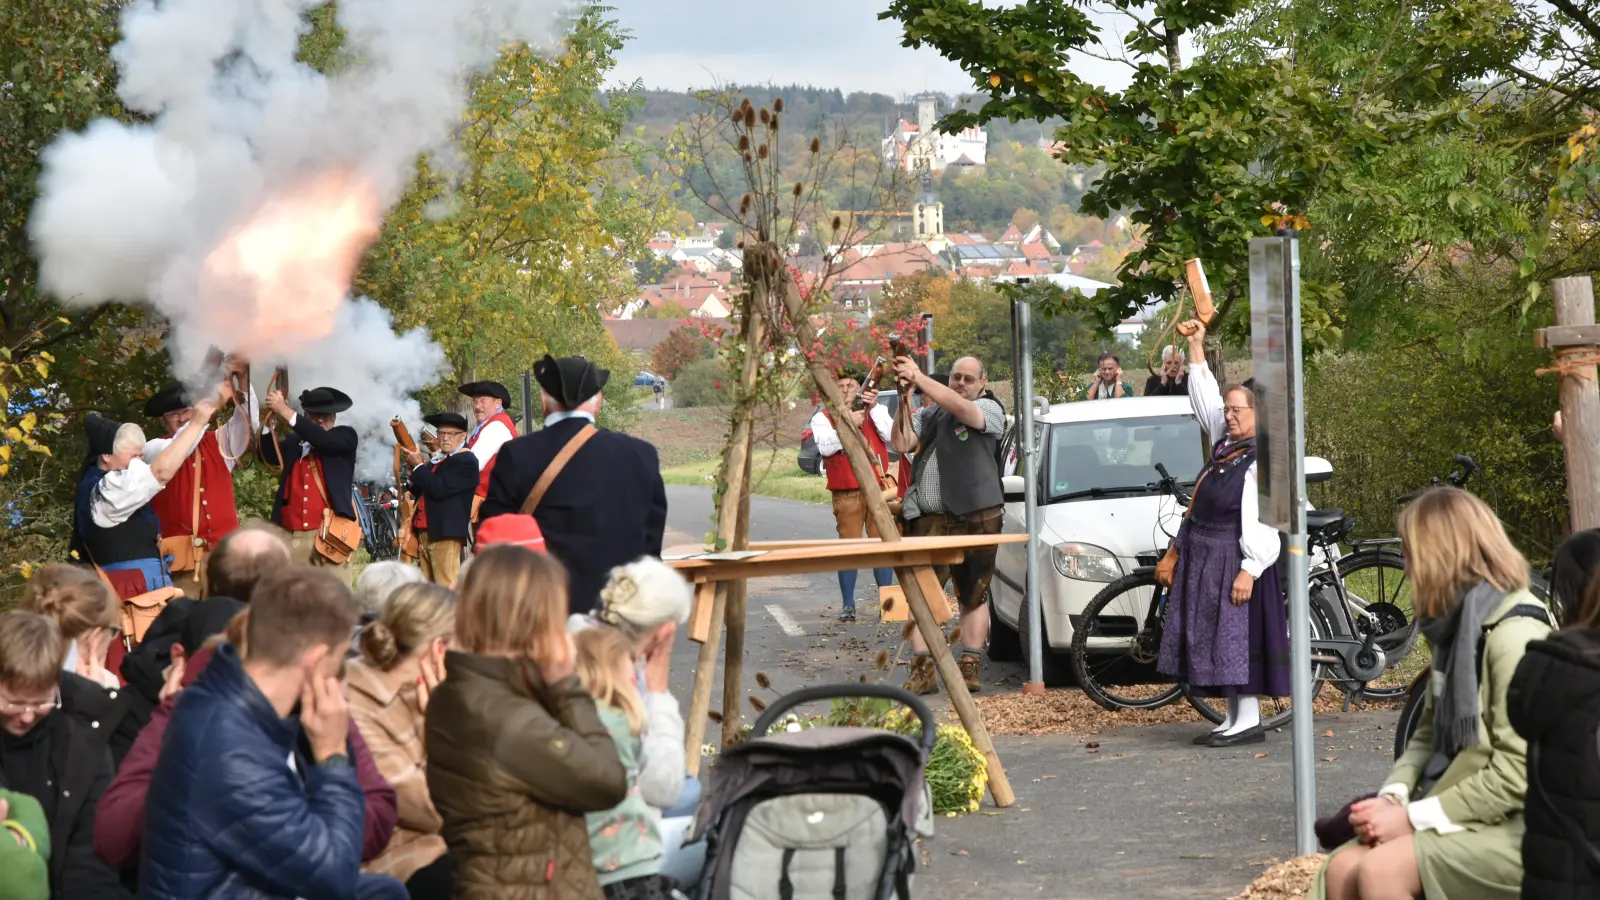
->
[1046,415,1205,503]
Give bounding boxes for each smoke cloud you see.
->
[29,0,569,479]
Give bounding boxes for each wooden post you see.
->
[1542,276,1600,531]
[721,465,754,746]
[683,290,765,771]
[761,244,1015,807]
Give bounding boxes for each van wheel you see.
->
[986,591,1022,662]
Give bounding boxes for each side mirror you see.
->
[1002,474,1026,503]
[1306,456,1333,485]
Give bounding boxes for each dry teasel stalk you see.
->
[874,649,891,670]
[901,620,916,640]
[793,182,803,197]
[707,709,724,724]
[758,144,769,159]
[737,134,749,152]
[773,97,784,113]
[948,626,963,646]
[770,114,779,132]
[831,215,842,232]
[740,193,752,214]
[810,137,821,153]
[759,107,770,124]
[744,107,756,128]
[755,671,772,690]
[749,695,768,712]
[742,152,752,164]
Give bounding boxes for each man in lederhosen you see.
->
[808,366,896,623]
[141,377,259,596]
[480,355,667,615]
[401,412,477,586]
[457,380,517,527]
[261,386,359,580]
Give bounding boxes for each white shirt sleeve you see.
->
[217,390,259,470]
[90,460,165,528]
[141,436,171,466]
[469,420,514,469]
[1239,462,1281,578]
[810,410,842,457]
[1187,362,1227,444]
[870,405,894,444]
[637,693,687,809]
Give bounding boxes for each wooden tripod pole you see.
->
[763,245,1014,807]
[683,290,765,772]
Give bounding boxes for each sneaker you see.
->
[837,607,858,623]
[903,657,939,695]
[958,654,983,693]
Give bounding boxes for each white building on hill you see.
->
[882,95,988,174]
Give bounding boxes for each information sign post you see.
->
[1250,231,1316,855]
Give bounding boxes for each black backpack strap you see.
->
[833,847,848,900]
[1475,603,1552,674]
[779,848,796,900]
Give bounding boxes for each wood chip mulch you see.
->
[972,687,1402,737]
[1227,854,1327,900]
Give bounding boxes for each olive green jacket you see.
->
[1384,589,1552,828]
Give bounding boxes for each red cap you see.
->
[475,515,547,554]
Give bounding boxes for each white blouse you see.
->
[1188,363,1281,578]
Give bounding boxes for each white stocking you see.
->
[1215,696,1238,733]
[1224,695,1261,735]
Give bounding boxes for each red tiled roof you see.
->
[999,224,1024,243]
[829,242,943,285]
[1020,242,1050,260]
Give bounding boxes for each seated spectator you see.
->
[1078,352,1132,400]
[0,611,126,898]
[427,545,626,900]
[21,565,139,768]
[0,790,50,900]
[138,567,407,900]
[94,596,396,878]
[348,583,457,898]
[1317,488,1549,900]
[1547,529,1600,627]
[1144,346,1188,396]
[589,558,695,815]
[1509,538,1600,899]
[355,562,428,625]
[574,626,676,899]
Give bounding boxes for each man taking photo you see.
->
[891,355,1006,695]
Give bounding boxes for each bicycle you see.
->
[1070,463,1393,729]
[354,481,401,562]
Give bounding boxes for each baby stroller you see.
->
[687,684,936,900]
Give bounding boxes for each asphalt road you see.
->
[661,485,1399,899]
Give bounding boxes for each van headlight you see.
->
[1052,543,1123,582]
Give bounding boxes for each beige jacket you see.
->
[347,658,446,882]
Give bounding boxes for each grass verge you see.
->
[661,448,830,505]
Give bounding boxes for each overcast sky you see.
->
[606,0,1151,98]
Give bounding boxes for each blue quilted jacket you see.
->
[137,643,367,900]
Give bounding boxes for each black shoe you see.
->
[838,607,858,623]
[1192,730,1225,745]
[1206,725,1266,747]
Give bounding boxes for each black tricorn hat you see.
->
[143,383,191,418]
[299,387,353,415]
[457,381,511,407]
[423,412,469,432]
[84,413,120,457]
[533,355,609,409]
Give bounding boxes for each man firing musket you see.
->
[400,412,477,586]
[140,354,258,596]
[261,385,362,583]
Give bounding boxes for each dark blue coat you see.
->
[407,451,478,544]
[138,643,367,900]
[479,417,667,614]
[263,416,359,523]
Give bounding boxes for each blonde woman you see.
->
[590,557,694,814]
[1316,487,1551,900]
[348,582,457,899]
[574,626,675,900]
[426,545,626,900]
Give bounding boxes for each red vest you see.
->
[149,430,240,549]
[281,454,330,532]
[823,412,891,492]
[466,411,518,499]
[412,460,435,530]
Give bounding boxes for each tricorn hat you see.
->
[533,355,609,409]
[298,387,353,415]
[84,413,121,457]
[423,412,469,432]
[143,384,191,418]
[457,381,511,407]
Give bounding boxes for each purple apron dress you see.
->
[1156,444,1291,698]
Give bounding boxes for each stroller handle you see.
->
[750,683,938,752]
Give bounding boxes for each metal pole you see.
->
[922,313,935,375]
[521,371,534,431]
[1014,293,1045,692]
[1281,233,1315,856]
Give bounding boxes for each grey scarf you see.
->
[1414,580,1505,793]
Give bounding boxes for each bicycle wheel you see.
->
[1337,549,1421,699]
[1393,667,1431,759]
[1071,571,1184,712]
[1181,600,1332,730]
